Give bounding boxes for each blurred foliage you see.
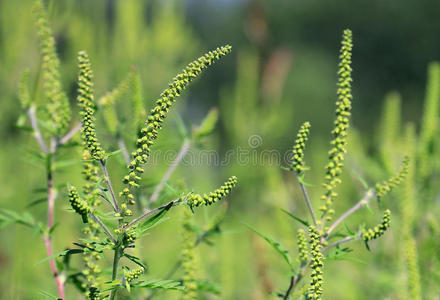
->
[0,0,439,299]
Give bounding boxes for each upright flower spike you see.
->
[290,122,311,175]
[362,209,391,242]
[376,156,409,200]
[77,51,106,161]
[320,29,353,223]
[68,186,90,223]
[187,176,237,209]
[34,0,71,135]
[297,229,308,266]
[182,207,198,300]
[120,46,232,205]
[308,226,324,300]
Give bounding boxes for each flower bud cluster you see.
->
[186,176,237,209]
[290,122,311,175]
[69,186,90,223]
[121,46,232,206]
[320,29,353,223]
[362,209,391,242]
[34,0,71,135]
[308,226,324,299]
[124,267,144,283]
[87,286,101,300]
[376,156,409,200]
[77,51,106,161]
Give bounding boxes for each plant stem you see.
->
[116,134,130,165]
[89,212,117,243]
[325,189,374,237]
[109,246,122,300]
[59,122,81,145]
[296,176,317,227]
[123,198,182,231]
[27,105,48,154]
[43,152,65,299]
[100,161,120,214]
[283,276,295,300]
[148,139,190,208]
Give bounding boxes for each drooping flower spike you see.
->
[186,176,237,209]
[120,46,232,209]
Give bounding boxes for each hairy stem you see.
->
[297,176,317,227]
[27,105,48,154]
[117,134,130,165]
[100,161,120,214]
[325,189,374,237]
[148,139,190,208]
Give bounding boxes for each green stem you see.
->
[109,246,122,300]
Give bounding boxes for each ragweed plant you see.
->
[248,29,408,300]
[1,1,236,298]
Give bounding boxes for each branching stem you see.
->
[109,246,122,300]
[27,105,48,154]
[296,176,317,227]
[100,161,120,214]
[89,212,117,244]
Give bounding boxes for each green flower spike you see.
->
[77,51,106,161]
[320,29,353,223]
[187,176,237,209]
[121,46,232,205]
[362,209,391,242]
[34,0,71,135]
[308,225,324,300]
[290,122,311,175]
[376,156,409,200]
[297,229,308,265]
[124,267,144,283]
[68,186,90,223]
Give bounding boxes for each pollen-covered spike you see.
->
[375,157,409,200]
[290,122,311,174]
[34,0,71,135]
[362,210,391,242]
[187,176,237,209]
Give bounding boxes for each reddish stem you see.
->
[43,161,65,299]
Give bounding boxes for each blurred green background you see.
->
[1,0,439,299]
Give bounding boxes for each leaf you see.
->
[138,202,173,234]
[344,223,355,236]
[280,208,309,227]
[0,209,43,233]
[35,248,83,265]
[133,279,184,291]
[297,175,314,187]
[123,253,147,269]
[351,169,369,189]
[244,223,294,271]
[175,113,189,139]
[194,107,219,140]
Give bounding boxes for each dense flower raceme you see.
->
[376,156,409,200]
[120,46,232,212]
[362,209,391,242]
[186,176,238,209]
[34,0,71,135]
[290,122,311,175]
[124,267,144,283]
[308,226,324,300]
[320,29,353,223]
[77,51,106,161]
[68,186,90,223]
